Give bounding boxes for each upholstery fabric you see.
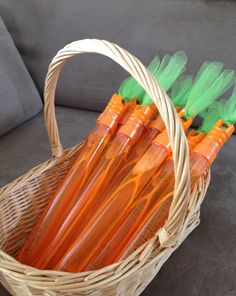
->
[0,1,236,294]
[1,0,236,112]
[0,17,42,136]
[0,107,98,187]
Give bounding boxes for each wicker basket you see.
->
[0,39,211,296]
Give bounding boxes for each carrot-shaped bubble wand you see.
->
[102,75,193,198]
[105,93,236,263]
[117,55,160,125]
[55,64,234,272]
[119,52,187,137]
[84,129,206,270]
[100,60,227,196]
[32,52,188,269]
[84,105,223,269]
[17,58,160,265]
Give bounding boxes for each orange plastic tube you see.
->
[105,121,235,261]
[138,130,205,199]
[81,103,159,198]
[100,115,166,198]
[114,193,173,261]
[32,105,156,269]
[17,93,126,265]
[128,106,180,167]
[54,117,192,272]
[79,130,205,270]
[86,194,171,270]
[99,107,182,200]
[116,156,213,259]
[81,98,139,185]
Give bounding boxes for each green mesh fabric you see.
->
[199,87,236,133]
[157,51,187,90]
[152,54,171,77]
[146,55,160,73]
[198,103,221,134]
[189,62,223,99]
[219,90,236,124]
[118,56,160,102]
[118,77,138,101]
[184,64,235,118]
[171,75,193,108]
[142,51,188,105]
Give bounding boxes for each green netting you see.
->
[118,77,138,101]
[199,87,236,133]
[189,62,223,99]
[184,65,235,118]
[218,89,236,124]
[118,56,160,102]
[157,51,187,90]
[152,54,171,77]
[171,75,193,107]
[146,55,161,74]
[142,51,188,105]
[198,102,221,134]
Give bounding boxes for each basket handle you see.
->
[44,39,190,248]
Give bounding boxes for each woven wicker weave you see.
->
[0,39,211,296]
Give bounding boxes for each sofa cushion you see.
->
[1,0,236,112]
[0,17,42,136]
[0,106,98,187]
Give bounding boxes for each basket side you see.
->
[0,171,210,296]
[0,144,83,257]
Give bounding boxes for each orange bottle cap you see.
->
[97,94,125,132]
[119,105,155,142]
[187,129,196,136]
[150,116,165,133]
[150,106,183,133]
[152,116,192,152]
[193,120,235,165]
[149,103,158,115]
[168,130,205,160]
[119,98,138,126]
[142,103,158,128]
[182,117,193,131]
[187,131,205,151]
[177,109,185,119]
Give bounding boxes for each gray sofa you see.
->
[0,1,236,295]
